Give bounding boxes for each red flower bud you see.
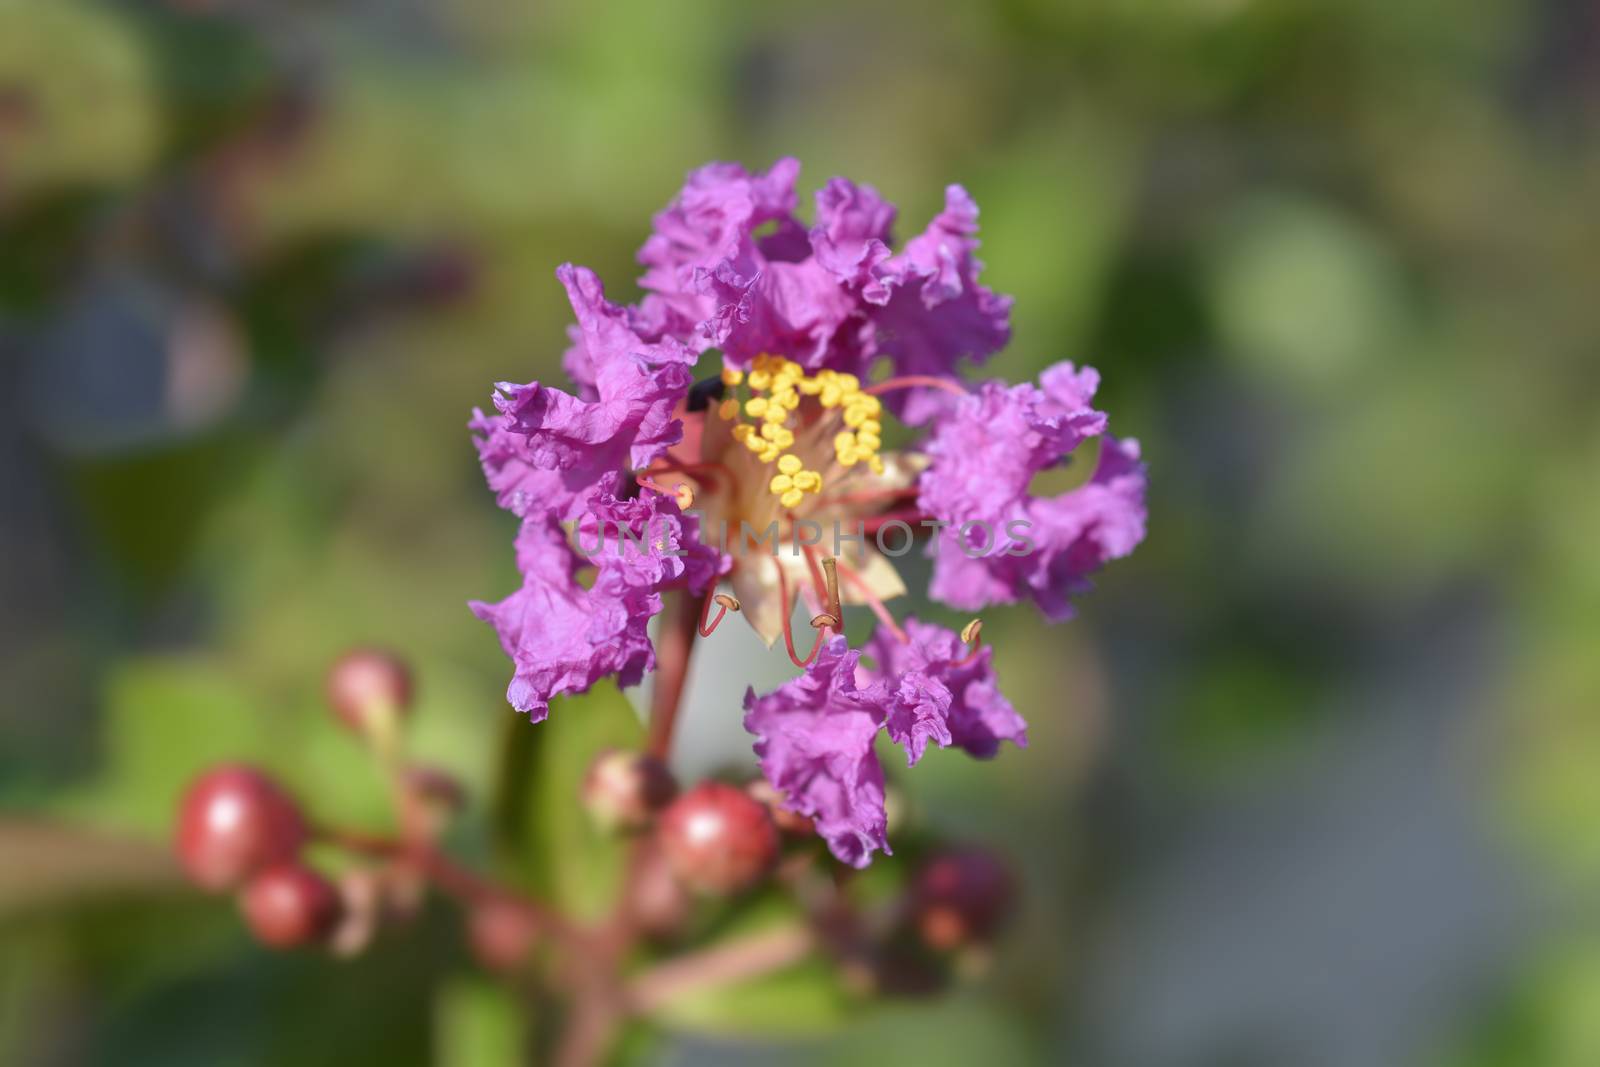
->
[657,781,779,895]
[912,847,1015,951]
[467,897,541,973]
[325,648,413,736]
[175,765,307,891]
[239,863,343,949]
[582,749,677,832]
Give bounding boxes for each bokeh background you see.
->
[3,0,1599,1064]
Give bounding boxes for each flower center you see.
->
[715,355,886,511]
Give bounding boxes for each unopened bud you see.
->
[582,749,677,833]
[325,648,413,738]
[240,863,343,949]
[658,782,779,895]
[175,765,307,892]
[912,847,1015,951]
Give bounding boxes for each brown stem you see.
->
[626,923,816,1014]
[646,589,701,761]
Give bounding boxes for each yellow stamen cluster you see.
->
[717,355,885,510]
[823,373,885,476]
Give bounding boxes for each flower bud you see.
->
[467,897,541,973]
[239,863,343,949]
[657,781,779,895]
[581,749,677,833]
[325,648,413,737]
[745,778,816,837]
[911,847,1015,951]
[175,765,308,891]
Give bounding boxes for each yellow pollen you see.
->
[860,418,881,436]
[835,372,860,393]
[731,424,754,443]
[717,397,739,420]
[770,474,794,493]
[721,367,744,387]
[777,454,803,475]
[856,431,881,451]
[843,405,868,428]
[779,488,805,509]
[745,397,769,418]
[820,385,843,408]
[793,470,822,492]
[834,431,856,452]
[747,370,772,391]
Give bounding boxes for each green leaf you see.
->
[498,682,643,922]
[434,976,524,1067]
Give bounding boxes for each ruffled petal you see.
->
[866,619,1027,763]
[479,265,694,520]
[742,638,893,867]
[870,186,1013,423]
[918,361,1144,620]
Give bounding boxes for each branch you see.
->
[625,922,817,1014]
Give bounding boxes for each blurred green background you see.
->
[3,0,1599,1064]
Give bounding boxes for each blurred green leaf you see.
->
[434,976,524,1067]
[499,682,642,922]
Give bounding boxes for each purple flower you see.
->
[473,477,722,721]
[470,512,654,722]
[742,639,893,868]
[633,161,1010,405]
[866,619,1027,764]
[918,361,1147,621]
[474,264,694,520]
[575,475,729,600]
[870,186,1014,423]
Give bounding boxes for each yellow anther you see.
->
[793,470,822,492]
[717,397,739,420]
[674,483,695,509]
[868,455,885,475]
[763,404,789,424]
[747,370,772,391]
[855,394,882,415]
[775,388,800,410]
[856,431,881,451]
[837,449,860,467]
[797,376,823,395]
[721,367,744,387]
[743,433,766,453]
[745,397,769,418]
[758,445,780,463]
[835,372,860,393]
[833,430,856,452]
[777,454,803,475]
[859,418,881,436]
[775,429,795,449]
[769,474,794,494]
[759,421,781,441]
[820,385,843,408]
[779,488,805,509]
[731,423,754,442]
[843,405,868,428]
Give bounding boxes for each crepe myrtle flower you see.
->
[470,158,1148,865]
